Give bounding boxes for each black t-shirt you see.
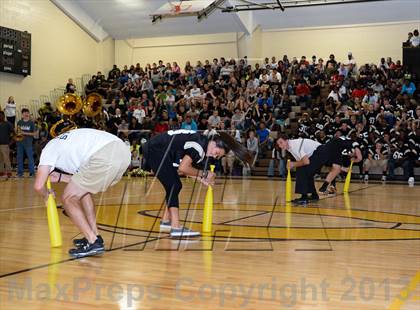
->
[326,137,360,165]
[391,143,404,161]
[108,106,117,116]
[298,119,311,136]
[365,111,377,125]
[66,83,75,93]
[368,145,389,160]
[330,120,341,133]
[357,136,369,155]
[106,116,121,135]
[198,109,211,122]
[218,107,232,119]
[314,119,326,132]
[316,135,330,144]
[0,121,13,145]
[145,130,209,169]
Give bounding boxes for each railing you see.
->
[15,73,92,120]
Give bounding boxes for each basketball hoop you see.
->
[170,1,184,15]
[151,0,212,20]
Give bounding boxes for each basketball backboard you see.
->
[150,1,224,22]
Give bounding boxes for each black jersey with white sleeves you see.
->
[146,130,208,168]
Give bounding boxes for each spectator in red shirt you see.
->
[153,111,169,134]
[330,69,343,86]
[295,80,311,107]
[351,84,368,99]
[300,56,309,66]
[296,80,310,96]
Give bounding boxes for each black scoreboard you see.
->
[403,47,420,79]
[0,26,31,76]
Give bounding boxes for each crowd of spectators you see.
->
[1,48,420,183]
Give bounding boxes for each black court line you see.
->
[100,223,418,234]
[316,183,381,202]
[290,184,383,250]
[200,235,420,242]
[219,176,228,203]
[131,197,167,252]
[291,184,381,252]
[267,195,279,228]
[139,207,420,226]
[0,235,164,279]
[294,205,334,252]
[98,226,163,238]
[109,180,129,250]
[295,249,333,252]
[98,219,420,243]
[212,176,418,186]
[0,225,418,280]
[0,183,412,278]
[390,223,402,229]
[218,211,269,225]
[222,197,279,252]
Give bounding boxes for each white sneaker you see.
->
[170,227,200,238]
[364,174,369,182]
[381,175,386,182]
[328,185,337,195]
[160,221,171,232]
[408,177,415,187]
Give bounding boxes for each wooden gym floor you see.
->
[0,177,419,309]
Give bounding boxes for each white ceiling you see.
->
[69,0,420,39]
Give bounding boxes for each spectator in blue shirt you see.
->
[16,108,36,177]
[401,79,416,96]
[119,71,129,85]
[257,92,273,108]
[257,122,270,144]
[181,114,197,131]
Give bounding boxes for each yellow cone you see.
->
[343,161,354,193]
[46,177,62,247]
[285,160,292,202]
[202,165,215,234]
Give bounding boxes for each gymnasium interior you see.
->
[0,0,419,309]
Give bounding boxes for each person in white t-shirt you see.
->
[269,68,282,83]
[344,52,357,75]
[190,84,201,97]
[4,96,16,126]
[208,110,221,128]
[132,107,146,124]
[410,29,420,47]
[33,128,131,258]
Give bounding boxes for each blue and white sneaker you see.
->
[160,220,171,232]
[170,227,200,238]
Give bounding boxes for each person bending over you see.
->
[34,128,131,258]
[142,129,252,237]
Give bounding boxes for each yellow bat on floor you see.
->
[343,161,354,193]
[285,159,292,202]
[46,177,62,247]
[202,165,215,234]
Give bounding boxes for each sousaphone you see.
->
[83,93,103,117]
[50,93,82,138]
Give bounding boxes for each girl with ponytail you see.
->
[142,129,253,238]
